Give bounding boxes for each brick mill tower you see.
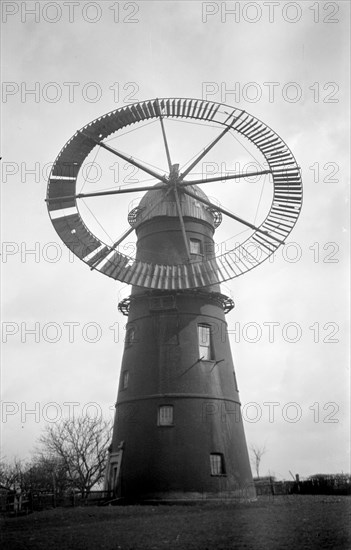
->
[107,179,254,500]
[47,98,302,502]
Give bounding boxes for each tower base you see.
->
[107,289,255,503]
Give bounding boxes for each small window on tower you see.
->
[198,324,212,360]
[189,239,201,255]
[233,372,238,391]
[158,405,174,426]
[122,371,129,389]
[210,453,226,476]
[125,326,136,346]
[149,295,176,311]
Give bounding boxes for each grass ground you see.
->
[1,495,350,550]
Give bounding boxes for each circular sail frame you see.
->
[46,98,302,290]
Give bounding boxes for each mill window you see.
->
[158,405,174,426]
[189,239,201,255]
[125,326,136,346]
[210,453,226,476]
[233,372,238,391]
[122,371,129,389]
[198,324,212,360]
[149,295,176,311]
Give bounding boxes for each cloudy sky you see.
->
[1,0,350,479]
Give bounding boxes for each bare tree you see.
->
[39,416,112,497]
[0,458,24,489]
[26,455,69,494]
[1,455,72,498]
[250,444,267,479]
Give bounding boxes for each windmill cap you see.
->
[129,183,221,229]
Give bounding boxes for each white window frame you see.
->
[198,324,212,360]
[189,238,202,255]
[158,405,174,426]
[210,453,225,476]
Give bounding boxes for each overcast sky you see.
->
[1,0,350,479]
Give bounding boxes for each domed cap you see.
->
[128,183,220,229]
